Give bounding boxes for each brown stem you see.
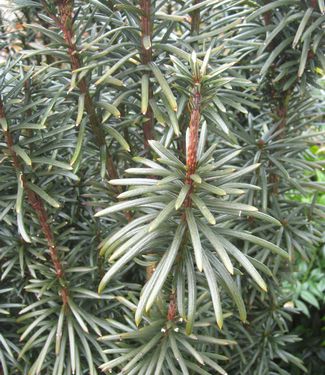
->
[44,0,119,180]
[310,0,318,9]
[143,96,154,149]
[261,0,292,196]
[23,79,33,139]
[176,3,202,161]
[186,92,201,178]
[269,92,290,195]
[263,3,272,27]
[184,91,201,207]
[140,0,154,149]
[262,0,275,53]
[186,1,201,162]
[167,232,190,320]
[167,291,177,321]
[190,0,201,36]
[139,0,156,280]
[276,105,288,136]
[0,97,68,304]
[167,2,172,15]
[53,3,133,223]
[140,0,152,67]
[263,10,272,26]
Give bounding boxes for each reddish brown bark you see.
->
[140,0,153,65]
[1,97,68,302]
[262,0,275,53]
[184,91,201,207]
[310,0,318,9]
[167,292,177,321]
[43,1,119,180]
[140,0,154,149]
[269,93,290,195]
[276,105,288,134]
[26,191,63,278]
[263,10,272,26]
[186,92,201,179]
[190,0,201,35]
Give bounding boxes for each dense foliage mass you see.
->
[0,1,324,374]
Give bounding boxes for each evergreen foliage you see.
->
[0,0,324,374]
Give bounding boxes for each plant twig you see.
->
[140,0,154,150]
[184,89,201,207]
[190,0,201,36]
[43,0,119,180]
[0,96,68,304]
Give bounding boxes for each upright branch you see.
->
[140,0,154,149]
[261,0,290,136]
[310,0,318,9]
[0,97,68,304]
[269,92,290,194]
[276,94,290,136]
[177,3,201,158]
[262,0,272,26]
[167,292,177,321]
[171,84,202,316]
[190,0,201,35]
[261,1,278,194]
[159,3,203,319]
[140,0,152,67]
[262,0,276,52]
[261,1,292,195]
[186,91,201,179]
[42,0,118,180]
[185,88,201,207]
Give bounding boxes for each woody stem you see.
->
[140,0,154,150]
[190,0,201,36]
[184,91,201,207]
[47,1,119,180]
[0,97,68,304]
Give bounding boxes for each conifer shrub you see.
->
[0,1,324,374]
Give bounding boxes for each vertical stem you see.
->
[265,62,291,193]
[183,0,203,205]
[169,0,203,322]
[177,1,202,161]
[0,97,68,304]
[184,90,201,207]
[276,97,289,137]
[167,292,177,321]
[269,92,290,194]
[262,0,276,53]
[43,0,119,180]
[176,1,202,164]
[166,233,189,321]
[262,0,272,26]
[186,92,201,180]
[261,0,288,196]
[140,0,154,149]
[140,0,152,73]
[140,0,156,283]
[310,0,318,9]
[23,79,33,139]
[190,0,201,35]
[167,1,172,15]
